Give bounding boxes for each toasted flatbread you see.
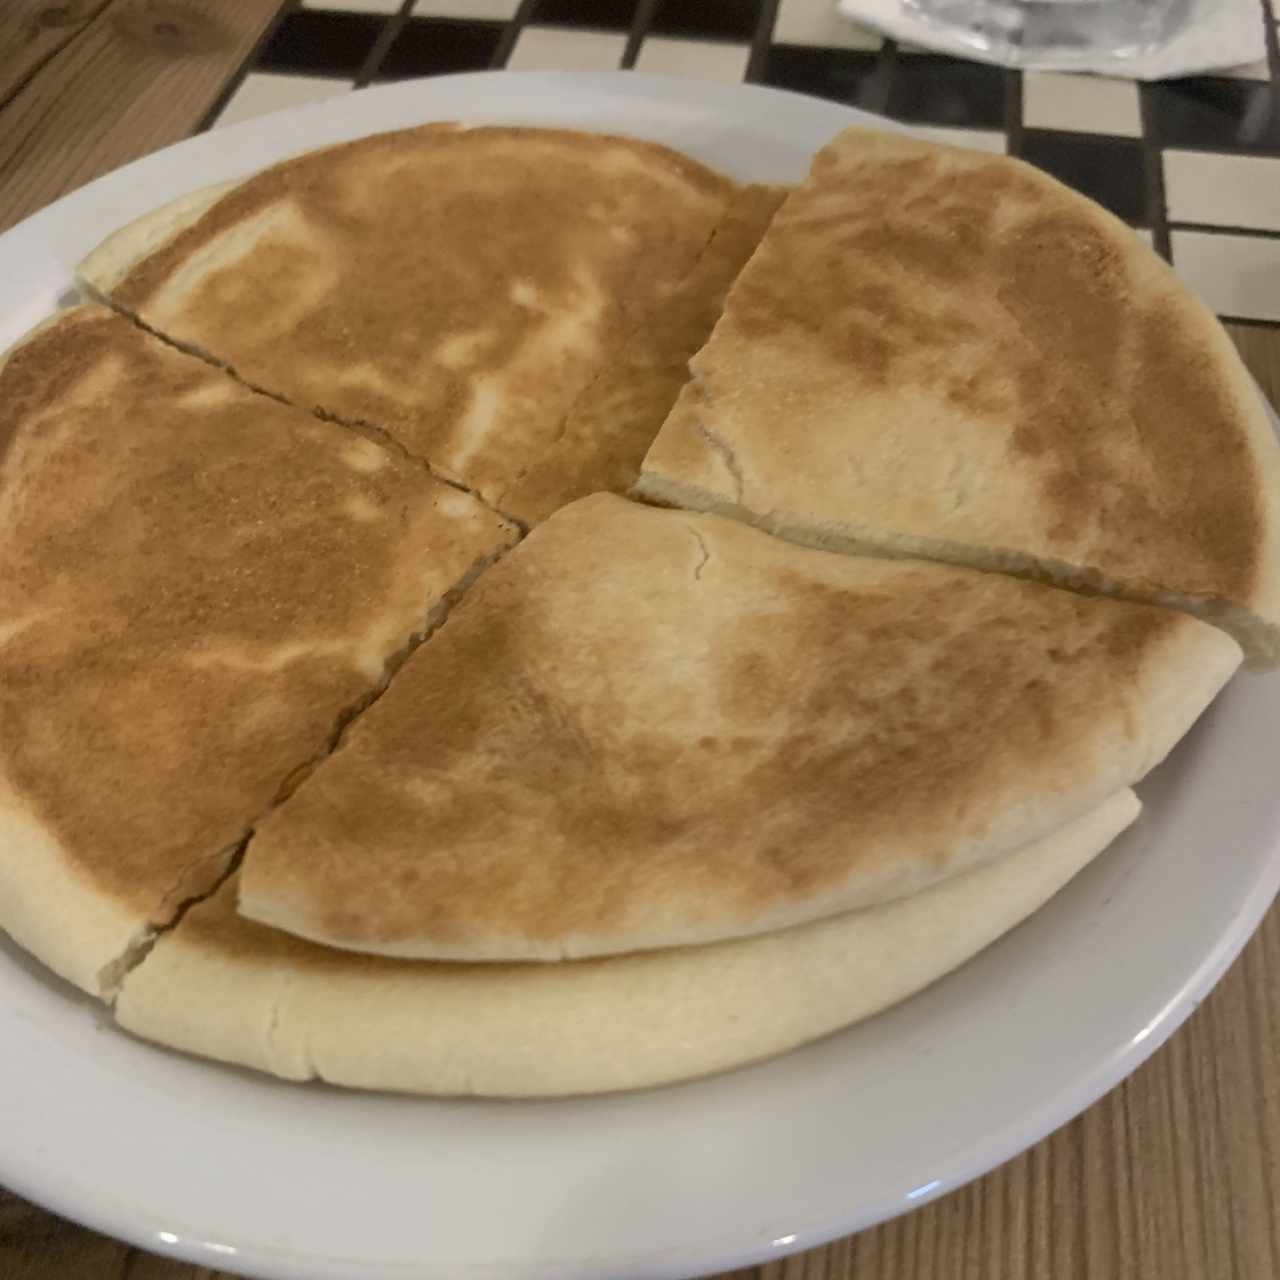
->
[0,306,515,997]
[498,183,788,524]
[116,791,1139,1097]
[635,127,1280,667]
[77,125,744,512]
[236,494,1237,962]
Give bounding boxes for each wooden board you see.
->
[0,0,113,111]
[0,0,286,232]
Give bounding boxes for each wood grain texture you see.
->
[0,0,113,110]
[0,0,286,233]
[0,28,1278,1280]
[1227,321,1280,407]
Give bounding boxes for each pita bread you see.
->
[498,183,788,524]
[635,127,1280,667]
[0,306,515,997]
[77,124,743,512]
[115,791,1138,1097]
[236,494,1237,962]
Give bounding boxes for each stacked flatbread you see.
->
[2,121,1274,1097]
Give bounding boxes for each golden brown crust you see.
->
[86,125,740,507]
[0,306,514,991]
[499,183,788,523]
[639,127,1280,661]
[238,494,1237,962]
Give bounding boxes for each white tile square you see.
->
[634,37,750,83]
[772,0,883,50]
[1022,71,1142,138]
[507,26,627,72]
[214,73,351,130]
[300,0,400,11]
[412,0,519,15]
[1165,150,1280,231]
[1216,57,1271,81]
[1170,230,1280,321]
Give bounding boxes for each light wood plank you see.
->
[0,0,113,110]
[0,0,286,232]
[1226,321,1280,408]
[0,1188,129,1280]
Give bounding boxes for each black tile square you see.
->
[888,54,1007,129]
[374,16,504,79]
[532,0,638,29]
[256,10,383,78]
[650,0,762,41]
[1147,77,1280,152]
[762,45,880,108]
[1017,129,1148,225]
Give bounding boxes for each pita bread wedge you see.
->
[116,791,1138,1097]
[0,306,515,998]
[77,124,744,512]
[635,127,1280,667]
[237,494,1237,962]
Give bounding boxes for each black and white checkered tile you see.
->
[210,0,1280,324]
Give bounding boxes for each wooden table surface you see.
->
[1,3,1278,1277]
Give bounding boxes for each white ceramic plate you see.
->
[1,71,1278,1280]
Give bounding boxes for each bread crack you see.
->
[99,840,248,1006]
[495,210,730,510]
[308,407,529,535]
[694,420,745,504]
[80,289,525,533]
[687,525,711,582]
[102,537,520,1003]
[275,541,513,805]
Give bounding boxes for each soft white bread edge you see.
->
[116,790,1139,1097]
[0,783,148,998]
[75,179,239,299]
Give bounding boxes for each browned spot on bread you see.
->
[713,570,1164,893]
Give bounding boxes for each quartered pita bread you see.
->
[77,125,749,514]
[236,494,1237,962]
[115,791,1139,1097]
[635,127,1280,667]
[0,306,515,997]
